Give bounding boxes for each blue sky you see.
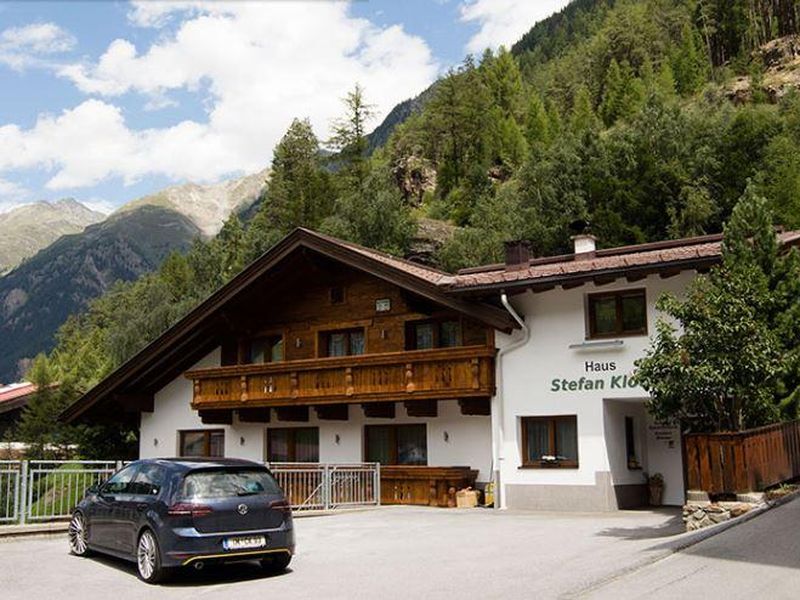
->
[0,0,569,214]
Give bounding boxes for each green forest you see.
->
[15,0,800,454]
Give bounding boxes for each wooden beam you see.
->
[659,269,682,279]
[275,406,309,422]
[315,404,349,421]
[593,276,618,287]
[199,409,233,425]
[237,407,271,423]
[625,273,648,282]
[362,402,396,419]
[532,284,557,293]
[458,398,490,416]
[560,281,584,290]
[404,400,437,418]
[116,393,154,414]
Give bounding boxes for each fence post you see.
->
[323,464,331,511]
[374,462,381,506]
[116,460,123,471]
[19,460,28,525]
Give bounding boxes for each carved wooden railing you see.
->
[186,346,496,410]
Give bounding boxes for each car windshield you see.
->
[178,469,282,499]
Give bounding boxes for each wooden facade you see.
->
[186,257,496,413]
[380,466,479,507]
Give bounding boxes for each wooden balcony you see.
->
[186,346,495,410]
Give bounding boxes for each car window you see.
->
[102,464,138,495]
[130,464,166,495]
[178,469,282,500]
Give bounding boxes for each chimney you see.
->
[571,233,597,259]
[504,240,531,271]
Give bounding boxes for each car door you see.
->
[121,464,167,555]
[91,464,139,551]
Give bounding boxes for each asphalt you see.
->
[584,496,800,599]
[0,505,689,599]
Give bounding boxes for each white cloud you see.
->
[2,2,439,191]
[460,0,570,54]
[0,22,75,70]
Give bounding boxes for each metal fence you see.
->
[0,460,380,526]
[267,463,380,511]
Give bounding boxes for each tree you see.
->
[261,118,333,234]
[599,59,644,126]
[329,83,375,190]
[18,355,78,458]
[635,186,799,432]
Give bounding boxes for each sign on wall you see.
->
[550,361,642,392]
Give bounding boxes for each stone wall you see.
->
[682,501,752,531]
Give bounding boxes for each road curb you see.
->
[567,490,800,598]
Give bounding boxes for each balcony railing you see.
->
[186,345,496,409]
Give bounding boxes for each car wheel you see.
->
[137,529,168,584]
[68,511,92,557]
[260,552,291,574]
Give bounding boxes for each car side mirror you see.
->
[86,483,100,495]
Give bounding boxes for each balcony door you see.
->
[365,424,427,465]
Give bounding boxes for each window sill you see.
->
[518,463,579,470]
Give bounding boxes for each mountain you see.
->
[116,168,269,236]
[0,169,269,382]
[0,199,105,274]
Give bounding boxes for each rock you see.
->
[708,511,731,523]
[729,503,751,517]
[406,218,458,266]
[692,509,706,520]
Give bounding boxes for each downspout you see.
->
[493,292,530,510]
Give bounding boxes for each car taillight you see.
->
[167,502,213,517]
[268,499,291,513]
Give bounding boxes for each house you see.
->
[61,227,800,511]
[0,382,37,437]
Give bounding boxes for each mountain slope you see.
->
[0,199,105,274]
[0,206,201,382]
[116,168,269,236]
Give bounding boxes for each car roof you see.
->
[129,457,266,472]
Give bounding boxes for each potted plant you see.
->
[648,473,664,506]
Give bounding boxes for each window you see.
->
[101,464,138,495]
[267,427,319,462]
[625,416,641,469]
[178,469,282,500]
[179,430,225,457]
[321,328,365,357]
[587,289,647,338]
[130,464,166,495]
[365,424,427,465]
[330,286,345,305]
[248,335,283,364]
[521,416,578,468]
[405,319,462,350]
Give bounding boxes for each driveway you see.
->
[0,505,685,599]
[584,496,800,599]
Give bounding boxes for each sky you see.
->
[0,0,570,214]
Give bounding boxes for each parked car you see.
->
[68,458,294,583]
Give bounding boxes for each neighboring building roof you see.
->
[447,230,800,294]
[0,382,37,416]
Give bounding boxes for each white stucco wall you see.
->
[139,346,492,481]
[495,272,694,506]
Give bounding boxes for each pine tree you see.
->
[570,85,601,134]
[524,94,551,149]
[329,83,376,191]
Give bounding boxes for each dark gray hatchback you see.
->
[68,458,295,583]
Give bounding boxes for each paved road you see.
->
[585,496,800,599]
[0,505,684,599]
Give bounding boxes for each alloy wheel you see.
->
[68,512,88,555]
[137,531,157,580]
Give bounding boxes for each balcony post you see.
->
[345,367,354,396]
[471,358,481,390]
[405,363,415,393]
[240,375,248,402]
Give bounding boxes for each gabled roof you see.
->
[447,230,800,293]
[61,228,515,423]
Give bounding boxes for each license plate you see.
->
[223,535,267,551]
